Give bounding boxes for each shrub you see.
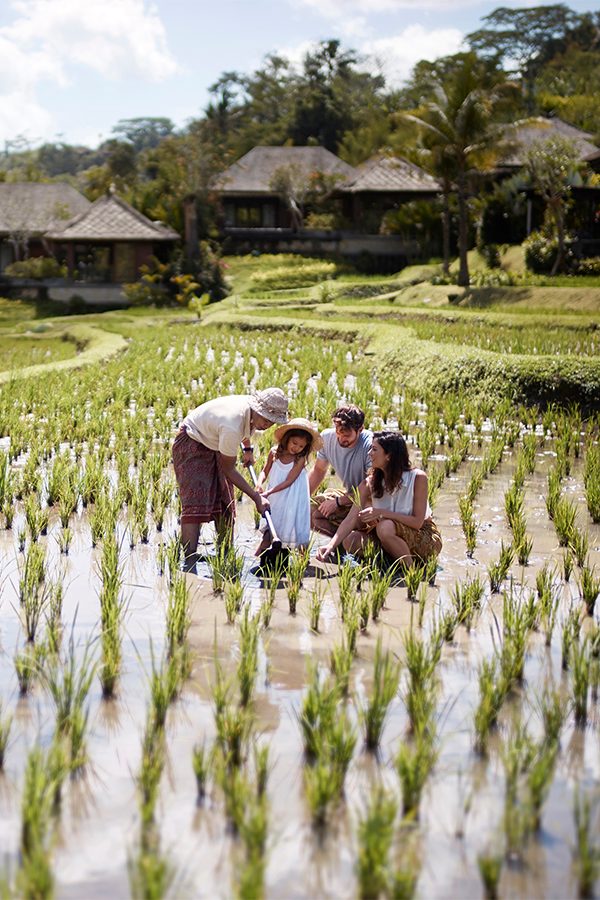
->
[523,230,576,274]
[5,257,68,279]
[574,256,600,276]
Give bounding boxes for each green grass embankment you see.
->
[0,323,128,384]
[205,305,600,410]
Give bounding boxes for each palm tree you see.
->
[404,54,518,286]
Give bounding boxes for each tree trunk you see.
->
[183,197,199,260]
[457,171,470,288]
[442,188,451,276]
[550,203,565,277]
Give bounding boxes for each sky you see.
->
[0,0,595,150]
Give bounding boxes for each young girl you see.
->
[256,417,323,554]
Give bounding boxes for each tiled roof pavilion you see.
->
[0,182,90,235]
[499,117,600,168]
[46,193,179,242]
[341,155,441,194]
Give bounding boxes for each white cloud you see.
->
[291,0,477,14]
[363,25,465,85]
[0,0,177,143]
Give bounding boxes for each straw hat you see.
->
[249,387,289,425]
[274,417,323,451]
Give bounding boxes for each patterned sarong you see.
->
[392,519,442,561]
[171,428,235,526]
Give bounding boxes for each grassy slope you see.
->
[207,253,600,409]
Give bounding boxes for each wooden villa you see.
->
[0,182,90,270]
[46,190,180,282]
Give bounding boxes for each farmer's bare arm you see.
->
[219,454,270,514]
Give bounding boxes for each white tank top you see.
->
[371,469,432,518]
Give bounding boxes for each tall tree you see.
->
[404,54,518,286]
[111,117,174,153]
[466,4,579,112]
[524,135,583,274]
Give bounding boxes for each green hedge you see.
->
[208,309,600,411]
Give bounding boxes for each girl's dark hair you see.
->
[370,431,411,498]
[276,428,313,460]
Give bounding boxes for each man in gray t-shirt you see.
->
[308,405,373,538]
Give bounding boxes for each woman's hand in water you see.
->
[316,543,335,562]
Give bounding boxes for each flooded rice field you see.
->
[0,430,599,899]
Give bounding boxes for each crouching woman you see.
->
[316,431,442,567]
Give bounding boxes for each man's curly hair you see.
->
[332,405,365,431]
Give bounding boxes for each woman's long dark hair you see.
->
[370,431,411,498]
[276,428,313,460]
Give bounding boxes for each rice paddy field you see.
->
[0,256,599,899]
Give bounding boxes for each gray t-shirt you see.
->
[317,429,373,491]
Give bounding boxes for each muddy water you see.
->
[0,442,599,898]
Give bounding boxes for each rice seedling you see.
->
[562,604,583,671]
[18,743,56,899]
[0,701,12,769]
[303,754,344,828]
[538,583,561,647]
[149,648,181,729]
[578,565,599,617]
[571,638,591,725]
[253,742,269,799]
[359,637,401,752]
[57,525,73,555]
[459,494,477,557]
[337,559,356,622]
[473,657,507,756]
[571,530,589,569]
[18,526,27,552]
[15,646,36,696]
[537,688,567,746]
[24,492,49,542]
[330,639,354,696]
[368,564,395,622]
[402,629,441,737]
[137,721,166,828]
[166,572,191,657]
[501,722,536,858]
[390,830,421,900]
[215,704,253,771]
[128,845,173,900]
[344,596,361,655]
[527,739,559,831]
[43,638,96,771]
[477,852,503,900]
[237,606,260,708]
[298,663,340,759]
[572,788,600,900]
[504,483,524,531]
[236,787,269,897]
[563,548,575,582]
[359,590,371,633]
[286,546,309,615]
[514,529,534,566]
[395,728,438,818]
[583,444,600,523]
[309,577,326,633]
[165,534,182,583]
[404,560,426,603]
[356,786,397,900]
[487,541,514,593]
[192,741,212,801]
[224,578,245,624]
[2,496,15,529]
[206,525,244,592]
[554,497,578,547]
[450,575,485,631]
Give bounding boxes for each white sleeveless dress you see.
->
[260,458,311,547]
[371,469,432,518]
